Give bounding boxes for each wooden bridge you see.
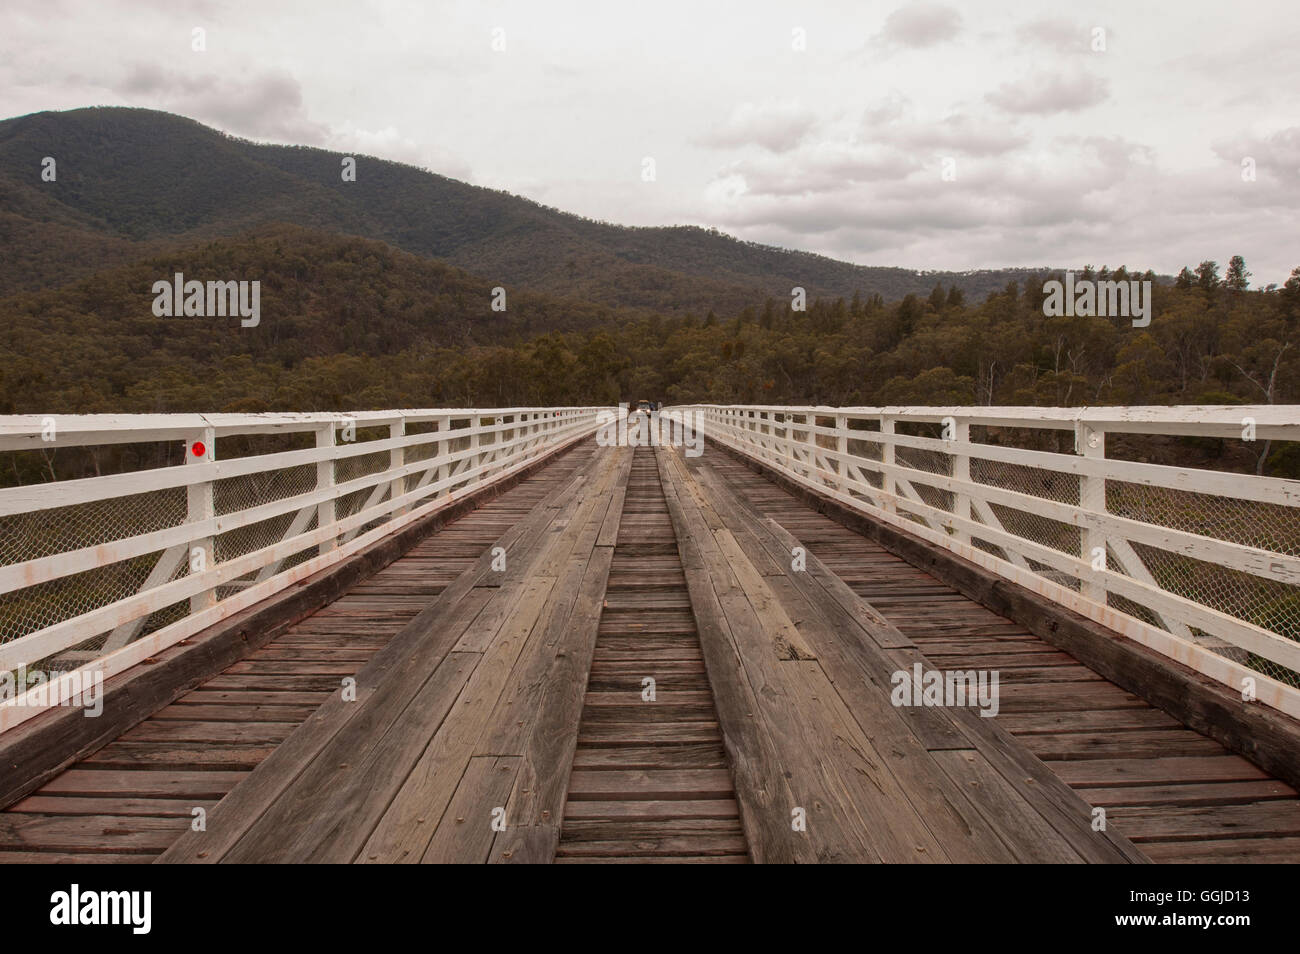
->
[1,405,1299,863]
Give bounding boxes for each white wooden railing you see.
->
[668,404,1300,718]
[0,407,608,730]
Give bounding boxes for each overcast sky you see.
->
[5,0,1299,283]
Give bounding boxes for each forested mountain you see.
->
[1,107,1054,307]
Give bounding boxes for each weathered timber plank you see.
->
[420,756,521,863]
[655,448,816,864]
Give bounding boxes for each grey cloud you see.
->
[328,123,474,181]
[1073,135,1154,173]
[714,142,921,198]
[710,188,1021,236]
[987,69,1108,114]
[117,61,472,179]
[119,64,185,96]
[1213,126,1300,182]
[876,3,963,49]
[695,101,819,153]
[118,64,329,143]
[1014,18,1095,52]
[864,109,1029,157]
[861,92,910,126]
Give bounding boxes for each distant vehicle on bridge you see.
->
[627,400,655,422]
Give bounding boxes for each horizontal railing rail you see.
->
[667,404,1300,719]
[0,407,610,730]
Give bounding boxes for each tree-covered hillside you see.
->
[0,107,1067,309]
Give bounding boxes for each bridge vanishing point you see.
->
[1,404,1298,864]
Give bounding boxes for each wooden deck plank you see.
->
[488,544,619,863]
[1142,837,1300,863]
[420,756,521,864]
[9,796,220,817]
[0,814,187,854]
[656,448,820,863]
[563,799,741,821]
[42,770,248,800]
[1080,780,1297,808]
[1048,756,1269,787]
[1106,801,1300,841]
[930,750,1082,864]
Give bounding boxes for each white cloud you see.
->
[987,69,1109,115]
[1014,18,1095,53]
[1213,127,1300,185]
[327,121,472,180]
[863,105,1029,157]
[875,2,963,49]
[695,100,819,153]
[712,141,921,199]
[117,64,330,144]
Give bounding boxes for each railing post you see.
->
[187,426,216,613]
[880,415,896,514]
[469,412,482,477]
[390,417,405,517]
[835,413,847,490]
[316,422,336,555]
[951,418,970,545]
[1077,421,1106,603]
[805,412,817,481]
[436,414,451,493]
